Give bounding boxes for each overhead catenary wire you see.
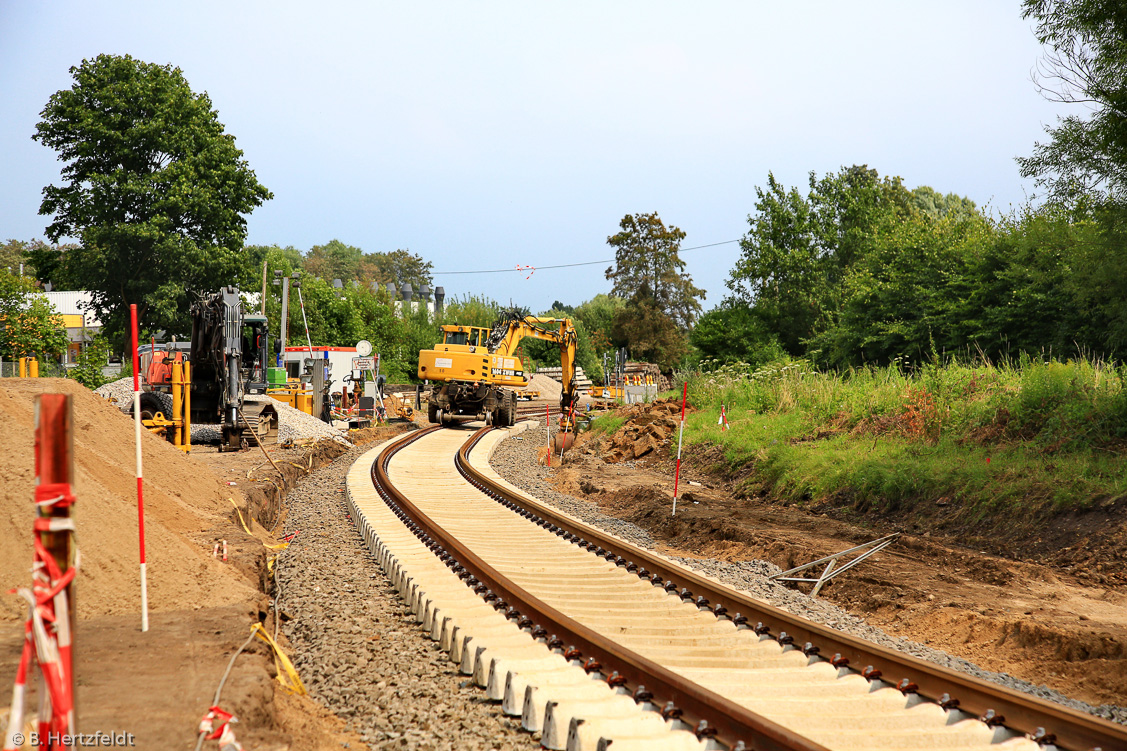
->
[430,238,740,276]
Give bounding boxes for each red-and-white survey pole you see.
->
[671,381,688,516]
[545,403,551,466]
[130,304,149,632]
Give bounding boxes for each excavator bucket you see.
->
[551,429,576,454]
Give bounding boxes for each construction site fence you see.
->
[0,360,69,378]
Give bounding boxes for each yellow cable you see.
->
[229,499,253,535]
[250,623,307,695]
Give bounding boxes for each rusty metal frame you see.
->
[769,533,900,596]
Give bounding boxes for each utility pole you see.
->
[279,276,290,368]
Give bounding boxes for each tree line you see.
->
[6,0,1124,383]
[695,0,1127,370]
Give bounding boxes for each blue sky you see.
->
[0,2,1061,313]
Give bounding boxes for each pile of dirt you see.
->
[0,379,257,621]
[599,399,685,463]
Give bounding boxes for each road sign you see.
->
[352,356,377,371]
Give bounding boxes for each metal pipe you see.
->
[279,276,290,368]
[172,359,182,449]
[183,360,192,452]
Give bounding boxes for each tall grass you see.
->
[680,355,1127,515]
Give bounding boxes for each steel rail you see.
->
[456,425,1127,751]
[371,425,830,751]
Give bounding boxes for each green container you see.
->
[267,367,288,387]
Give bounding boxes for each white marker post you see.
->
[130,304,149,632]
[671,381,688,516]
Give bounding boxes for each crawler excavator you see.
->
[417,310,580,451]
[138,287,278,451]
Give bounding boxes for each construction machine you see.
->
[139,287,278,451]
[190,287,278,450]
[417,310,579,451]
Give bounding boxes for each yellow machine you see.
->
[268,379,314,416]
[418,310,579,450]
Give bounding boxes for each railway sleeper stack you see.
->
[345,425,1122,751]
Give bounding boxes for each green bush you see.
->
[70,336,113,389]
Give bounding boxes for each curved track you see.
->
[345,423,1127,751]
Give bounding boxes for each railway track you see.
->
[345,423,1127,751]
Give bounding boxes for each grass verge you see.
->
[680,356,1127,520]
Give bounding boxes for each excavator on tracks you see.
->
[417,310,580,452]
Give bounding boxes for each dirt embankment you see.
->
[0,379,405,749]
[553,398,1127,709]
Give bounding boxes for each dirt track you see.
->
[542,400,1127,711]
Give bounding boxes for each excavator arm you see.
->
[487,311,580,447]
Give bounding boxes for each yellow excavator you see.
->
[417,310,579,451]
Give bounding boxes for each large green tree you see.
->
[812,211,995,366]
[1019,0,1127,202]
[1018,1,1127,346]
[610,286,688,372]
[728,166,913,355]
[0,240,35,278]
[0,270,69,360]
[359,248,434,291]
[572,293,624,357]
[605,212,705,330]
[33,53,272,345]
[304,239,363,283]
[690,302,783,367]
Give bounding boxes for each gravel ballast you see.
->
[489,422,1127,725]
[275,438,538,750]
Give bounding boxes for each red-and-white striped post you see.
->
[130,305,149,632]
[671,381,688,516]
[545,403,551,466]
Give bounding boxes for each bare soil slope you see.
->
[0,379,256,621]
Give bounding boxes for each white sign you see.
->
[352,356,377,371]
[434,357,453,369]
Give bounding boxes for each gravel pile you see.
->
[94,376,156,409]
[276,443,538,750]
[95,377,349,446]
[489,429,1127,725]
